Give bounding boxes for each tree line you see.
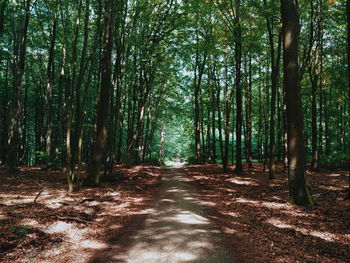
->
[0,0,349,205]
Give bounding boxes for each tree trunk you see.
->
[1,60,9,165]
[245,54,253,168]
[346,0,350,199]
[281,0,314,206]
[8,0,31,171]
[45,19,57,160]
[223,51,231,172]
[211,68,217,163]
[234,0,243,173]
[87,0,114,186]
[158,121,165,165]
[217,78,224,162]
[308,1,321,171]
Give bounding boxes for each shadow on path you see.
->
[89,168,235,263]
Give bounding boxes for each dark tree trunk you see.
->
[234,0,243,173]
[346,0,350,199]
[281,0,314,206]
[1,60,9,165]
[8,0,31,171]
[308,1,321,171]
[87,0,114,186]
[245,54,253,168]
[45,19,57,160]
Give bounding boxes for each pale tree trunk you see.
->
[281,0,314,206]
[217,77,224,162]
[158,121,165,165]
[65,0,83,192]
[45,19,57,160]
[210,66,217,163]
[223,50,231,172]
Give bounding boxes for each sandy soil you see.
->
[91,168,235,263]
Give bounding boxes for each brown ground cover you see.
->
[1,163,349,262]
[183,163,350,263]
[0,165,163,263]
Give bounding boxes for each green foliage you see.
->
[35,151,61,167]
[0,0,348,171]
[0,225,28,238]
[321,152,349,169]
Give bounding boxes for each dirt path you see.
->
[93,168,235,263]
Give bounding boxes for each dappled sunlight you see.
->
[227,177,259,186]
[235,197,290,210]
[172,211,209,225]
[90,169,234,262]
[0,165,163,262]
[80,240,108,249]
[266,217,350,245]
[183,164,350,262]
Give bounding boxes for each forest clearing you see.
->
[1,0,350,262]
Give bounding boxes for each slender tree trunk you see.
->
[158,121,165,165]
[8,0,31,171]
[216,87,223,164]
[245,54,253,168]
[223,52,231,172]
[257,72,263,162]
[346,0,350,199]
[264,0,282,179]
[45,19,57,160]
[308,1,321,171]
[282,82,288,170]
[1,60,9,165]
[194,52,201,164]
[87,0,114,186]
[235,0,243,173]
[281,0,314,206]
[200,89,206,162]
[211,70,217,163]
[74,0,93,187]
[22,75,28,164]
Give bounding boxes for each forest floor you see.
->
[0,163,349,262]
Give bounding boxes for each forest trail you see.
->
[94,168,235,263]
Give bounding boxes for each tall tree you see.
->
[87,0,115,186]
[45,18,57,160]
[281,0,314,206]
[8,0,31,171]
[263,0,282,179]
[234,0,243,173]
[346,0,350,199]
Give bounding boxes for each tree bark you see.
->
[245,54,253,168]
[281,0,314,206]
[45,19,57,160]
[87,0,114,186]
[346,0,350,199]
[8,0,31,171]
[234,0,243,173]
